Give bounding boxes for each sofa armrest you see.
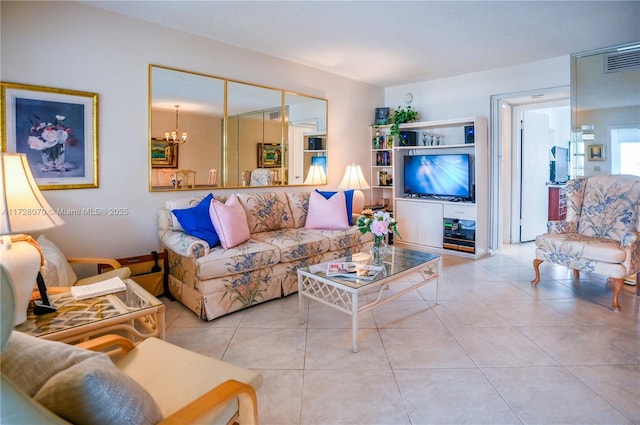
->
[160,230,210,258]
[546,220,577,234]
[621,231,640,248]
[75,334,136,359]
[159,379,258,425]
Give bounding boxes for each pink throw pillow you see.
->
[305,190,349,230]
[209,194,251,249]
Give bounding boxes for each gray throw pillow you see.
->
[1,332,98,396]
[2,331,163,425]
[34,355,163,425]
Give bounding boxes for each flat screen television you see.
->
[550,146,569,184]
[403,153,472,200]
[311,156,327,174]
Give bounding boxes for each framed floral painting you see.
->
[1,82,98,189]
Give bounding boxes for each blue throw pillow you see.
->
[171,193,220,247]
[316,189,355,225]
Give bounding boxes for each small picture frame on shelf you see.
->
[375,107,390,125]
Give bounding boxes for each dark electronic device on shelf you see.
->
[464,125,475,144]
[399,131,418,146]
[443,218,476,254]
[33,272,57,315]
[308,137,323,150]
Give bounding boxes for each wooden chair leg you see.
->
[572,269,580,279]
[531,259,543,285]
[610,277,624,311]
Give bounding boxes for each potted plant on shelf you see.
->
[389,105,419,145]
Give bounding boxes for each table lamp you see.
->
[337,163,370,214]
[0,153,64,324]
[304,164,327,185]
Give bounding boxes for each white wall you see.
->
[1,1,383,258]
[385,56,569,121]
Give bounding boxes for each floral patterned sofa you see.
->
[532,174,640,310]
[159,191,372,320]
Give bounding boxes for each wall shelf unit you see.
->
[370,116,488,258]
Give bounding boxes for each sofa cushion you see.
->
[535,233,627,264]
[38,235,78,287]
[115,337,262,420]
[171,193,220,248]
[317,189,355,225]
[306,226,373,251]
[251,229,330,263]
[166,195,207,232]
[286,192,310,228]
[209,194,251,249]
[196,239,280,280]
[237,192,294,233]
[305,190,349,230]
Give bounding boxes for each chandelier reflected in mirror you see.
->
[164,105,188,144]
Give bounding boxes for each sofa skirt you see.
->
[167,243,369,320]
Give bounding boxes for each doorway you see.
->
[489,87,570,251]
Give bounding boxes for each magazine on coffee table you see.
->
[326,262,383,280]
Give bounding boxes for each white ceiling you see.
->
[82,1,640,88]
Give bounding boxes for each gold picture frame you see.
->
[587,144,605,161]
[1,82,99,189]
[257,143,282,168]
[151,138,178,168]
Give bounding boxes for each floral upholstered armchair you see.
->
[532,174,640,311]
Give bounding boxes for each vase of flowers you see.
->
[27,115,77,172]
[357,210,401,266]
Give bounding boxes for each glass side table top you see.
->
[14,279,163,338]
[300,246,440,289]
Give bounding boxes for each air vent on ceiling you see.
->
[604,49,640,73]
[269,111,280,121]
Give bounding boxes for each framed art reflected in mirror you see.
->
[587,144,605,161]
[258,143,282,168]
[151,138,178,168]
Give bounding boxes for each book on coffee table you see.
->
[70,276,127,300]
[326,262,383,280]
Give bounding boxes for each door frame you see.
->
[489,86,569,252]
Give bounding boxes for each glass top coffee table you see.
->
[15,279,165,344]
[297,246,441,352]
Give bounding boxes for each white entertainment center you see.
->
[369,116,488,258]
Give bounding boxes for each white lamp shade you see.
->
[0,153,64,235]
[337,164,370,190]
[337,163,370,214]
[304,164,327,185]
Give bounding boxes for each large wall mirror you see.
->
[571,42,640,177]
[149,65,328,191]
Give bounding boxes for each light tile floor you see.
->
[162,243,640,425]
